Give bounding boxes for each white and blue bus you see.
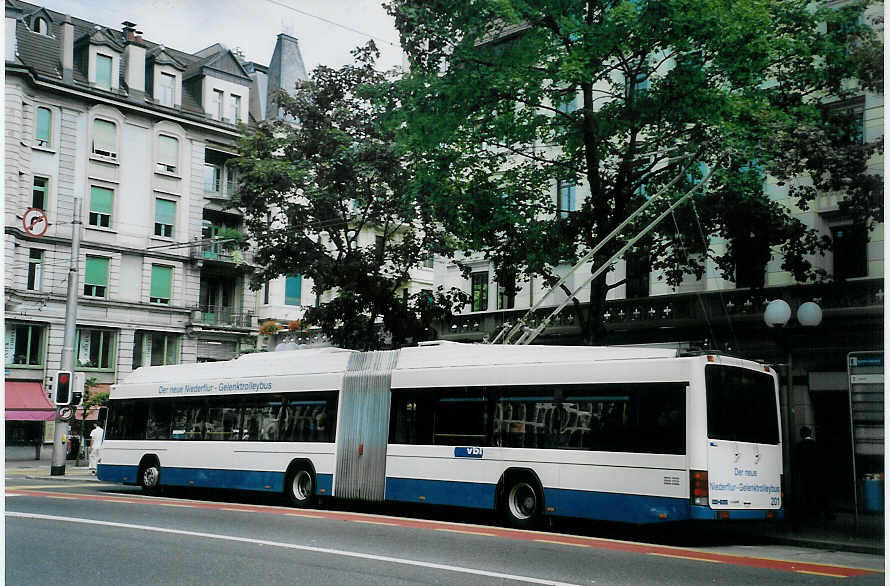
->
[98,342,783,527]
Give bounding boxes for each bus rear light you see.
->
[707,355,715,362]
[766,511,776,520]
[780,474,785,501]
[718,511,730,520]
[690,469,708,506]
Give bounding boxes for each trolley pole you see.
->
[51,198,82,476]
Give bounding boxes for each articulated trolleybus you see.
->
[98,342,783,526]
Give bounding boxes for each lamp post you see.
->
[764,299,822,524]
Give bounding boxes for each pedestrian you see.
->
[793,426,828,529]
[88,422,104,473]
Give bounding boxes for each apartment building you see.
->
[3,1,316,453]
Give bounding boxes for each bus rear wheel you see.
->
[285,467,315,508]
[503,479,542,529]
[139,461,161,495]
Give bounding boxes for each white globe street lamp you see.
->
[764,299,792,328]
[796,301,823,328]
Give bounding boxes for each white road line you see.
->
[7,511,579,586]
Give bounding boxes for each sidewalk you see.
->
[5,456,884,555]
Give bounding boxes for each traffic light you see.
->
[54,370,72,405]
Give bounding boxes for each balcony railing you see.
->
[191,239,253,265]
[192,305,255,329]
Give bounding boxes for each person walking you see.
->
[88,422,104,473]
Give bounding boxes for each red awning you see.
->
[5,381,55,421]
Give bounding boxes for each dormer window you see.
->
[159,72,175,107]
[212,89,224,120]
[34,17,49,35]
[96,53,113,90]
[229,94,241,124]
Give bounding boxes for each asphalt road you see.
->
[5,477,884,585]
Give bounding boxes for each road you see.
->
[5,476,884,585]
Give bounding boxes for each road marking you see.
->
[650,553,722,563]
[795,570,847,578]
[221,508,250,513]
[436,528,496,537]
[7,512,579,586]
[352,519,393,526]
[535,539,590,548]
[7,483,106,490]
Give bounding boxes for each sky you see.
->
[33,0,404,72]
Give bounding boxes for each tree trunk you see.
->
[584,269,610,345]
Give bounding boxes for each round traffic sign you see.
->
[58,406,73,421]
[22,207,48,237]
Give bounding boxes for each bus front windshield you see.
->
[705,365,779,445]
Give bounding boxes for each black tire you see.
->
[502,478,542,529]
[139,460,161,495]
[285,467,316,508]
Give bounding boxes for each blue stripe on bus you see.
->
[544,487,689,523]
[97,464,138,485]
[385,477,496,509]
[689,505,784,521]
[97,464,333,497]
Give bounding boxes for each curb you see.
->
[763,534,884,556]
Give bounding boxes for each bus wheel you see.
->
[503,479,541,529]
[285,467,315,508]
[139,461,161,495]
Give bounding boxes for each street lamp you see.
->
[764,298,822,525]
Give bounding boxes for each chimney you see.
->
[61,16,74,83]
[5,4,22,62]
[122,21,146,93]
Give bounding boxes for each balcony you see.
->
[190,238,253,266]
[191,305,255,329]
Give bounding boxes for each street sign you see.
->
[57,405,73,422]
[22,207,48,237]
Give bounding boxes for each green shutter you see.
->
[84,257,108,286]
[93,119,115,153]
[90,186,113,213]
[155,199,176,225]
[158,135,178,165]
[150,265,172,300]
[285,275,302,305]
[36,107,51,143]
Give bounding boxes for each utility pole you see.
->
[51,198,81,475]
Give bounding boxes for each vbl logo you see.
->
[454,446,483,458]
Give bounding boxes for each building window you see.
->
[229,94,241,123]
[150,265,173,305]
[154,199,176,238]
[831,224,868,279]
[83,256,109,298]
[558,181,576,219]
[225,165,238,197]
[625,249,650,298]
[497,281,515,310]
[825,97,865,145]
[626,72,649,102]
[88,186,113,228]
[557,90,577,114]
[213,89,224,120]
[33,17,49,35]
[158,72,175,107]
[95,53,113,90]
[285,275,302,306]
[156,135,178,174]
[92,119,117,158]
[32,176,48,210]
[423,252,435,269]
[733,236,767,289]
[471,272,489,312]
[35,106,51,147]
[5,323,44,366]
[133,332,179,368]
[204,164,221,193]
[76,328,115,370]
[27,249,43,291]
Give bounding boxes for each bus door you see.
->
[704,365,783,511]
[334,350,400,501]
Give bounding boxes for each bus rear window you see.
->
[706,365,779,445]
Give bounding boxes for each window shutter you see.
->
[36,107,51,143]
[84,257,109,286]
[150,265,172,300]
[155,199,176,225]
[93,119,116,153]
[285,275,302,305]
[158,135,178,165]
[90,186,113,213]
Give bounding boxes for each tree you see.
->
[387,0,883,343]
[76,377,108,464]
[234,44,467,350]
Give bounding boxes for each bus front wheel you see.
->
[139,461,161,495]
[285,467,316,508]
[503,479,541,529]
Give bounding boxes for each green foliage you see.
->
[234,43,468,350]
[387,0,883,342]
